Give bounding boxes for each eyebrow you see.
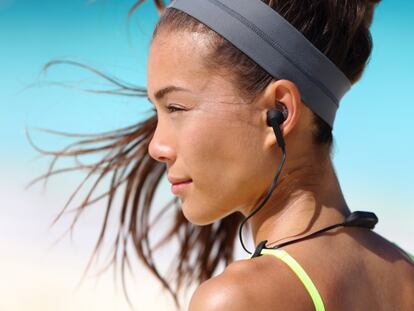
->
[147,85,191,103]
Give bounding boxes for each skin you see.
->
[147,30,414,311]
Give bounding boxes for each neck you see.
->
[247,152,351,247]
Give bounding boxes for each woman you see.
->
[38,0,414,310]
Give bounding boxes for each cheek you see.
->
[178,113,271,224]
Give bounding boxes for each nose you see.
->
[148,119,176,164]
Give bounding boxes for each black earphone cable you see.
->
[251,210,378,258]
[237,108,378,255]
[238,144,286,254]
[266,222,345,249]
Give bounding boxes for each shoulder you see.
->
[187,268,249,311]
[188,256,313,311]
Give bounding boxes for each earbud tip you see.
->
[267,109,286,127]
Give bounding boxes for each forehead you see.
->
[147,31,214,98]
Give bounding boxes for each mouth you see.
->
[171,179,192,195]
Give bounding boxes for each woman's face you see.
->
[147,31,277,225]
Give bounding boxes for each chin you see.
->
[180,200,218,226]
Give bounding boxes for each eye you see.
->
[166,105,184,113]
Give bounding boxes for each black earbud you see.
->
[266,102,287,150]
[266,107,286,127]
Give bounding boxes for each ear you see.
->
[261,79,303,150]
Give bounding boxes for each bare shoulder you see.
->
[188,256,313,311]
[187,268,249,311]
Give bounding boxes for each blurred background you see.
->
[1,0,413,310]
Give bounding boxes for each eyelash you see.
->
[151,105,184,114]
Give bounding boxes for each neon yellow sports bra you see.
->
[248,248,326,311]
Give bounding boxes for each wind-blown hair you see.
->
[31,0,381,309]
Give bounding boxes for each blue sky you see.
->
[1,0,414,230]
[0,1,413,310]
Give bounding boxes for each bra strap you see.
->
[260,248,326,311]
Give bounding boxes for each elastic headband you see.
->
[166,0,352,127]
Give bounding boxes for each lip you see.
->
[169,178,192,195]
[168,176,192,185]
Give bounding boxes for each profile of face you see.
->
[147,31,282,225]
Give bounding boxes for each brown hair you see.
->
[32,0,381,309]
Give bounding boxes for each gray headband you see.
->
[166,0,352,127]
